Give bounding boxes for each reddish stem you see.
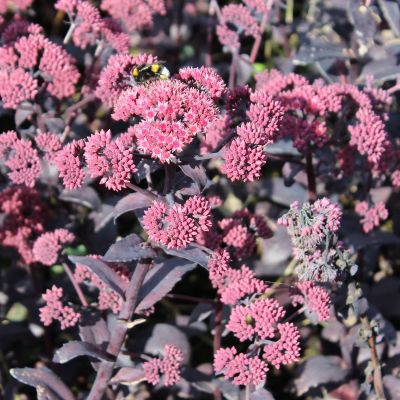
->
[63,263,88,307]
[87,261,151,400]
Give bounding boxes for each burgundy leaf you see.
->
[79,317,110,347]
[104,234,156,262]
[250,388,275,400]
[179,163,209,191]
[53,341,114,364]
[161,245,209,268]
[136,258,197,312]
[10,367,75,400]
[114,192,155,220]
[69,256,127,297]
[110,367,146,384]
[60,187,102,210]
[294,355,349,396]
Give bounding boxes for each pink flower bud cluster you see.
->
[39,286,80,330]
[51,130,137,191]
[216,4,260,51]
[74,260,130,314]
[143,196,212,249]
[100,0,166,32]
[255,70,391,167]
[290,281,331,322]
[221,90,284,181]
[0,186,46,264]
[198,209,271,260]
[278,198,352,281]
[355,201,389,233]
[55,0,129,52]
[0,32,80,108]
[143,344,183,387]
[0,131,41,187]
[209,250,301,386]
[33,229,75,266]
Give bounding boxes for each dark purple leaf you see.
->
[136,258,197,312]
[60,187,102,210]
[133,159,161,183]
[10,367,75,400]
[294,355,349,395]
[258,177,307,206]
[144,323,191,363]
[266,138,301,156]
[110,367,146,384]
[104,234,156,262]
[114,192,155,220]
[250,388,275,400]
[44,117,65,133]
[89,204,115,232]
[378,0,400,36]
[189,303,214,325]
[69,256,127,297]
[180,163,209,192]
[161,245,209,268]
[79,317,110,347]
[53,341,114,364]
[383,375,400,399]
[237,53,253,85]
[15,102,35,129]
[360,57,400,83]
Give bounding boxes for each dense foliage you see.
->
[1,0,400,399]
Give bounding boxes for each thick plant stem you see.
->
[229,51,239,90]
[87,261,151,400]
[250,13,268,64]
[360,316,386,400]
[306,152,317,202]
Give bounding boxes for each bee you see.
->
[131,63,170,85]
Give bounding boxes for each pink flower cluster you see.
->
[0,131,40,187]
[143,196,212,249]
[198,209,271,260]
[291,281,331,322]
[255,70,391,167]
[210,251,301,386]
[0,186,46,264]
[39,286,80,330]
[278,198,351,281]
[52,130,137,191]
[33,229,75,266]
[0,32,79,108]
[221,89,284,181]
[216,4,260,51]
[355,201,389,233]
[143,344,183,387]
[214,347,268,386]
[100,0,166,32]
[55,0,129,52]
[74,260,130,313]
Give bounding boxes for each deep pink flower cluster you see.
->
[208,250,267,305]
[33,229,75,266]
[278,198,351,281]
[74,260,130,313]
[355,201,389,233]
[52,130,136,191]
[39,286,80,330]
[0,186,45,264]
[1,19,43,44]
[0,131,40,187]
[198,209,271,260]
[0,32,79,108]
[291,281,331,322]
[35,132,62,163]
[227,298,285,341]
[100,0,166,32]
[216,4,260,51]
[55,0,129,52]
[142,344,183,387]
[255,70,391,167]
[221,90,284,181]
[214,347,268,386]
[143,196,212,249]
[113,78,219,163]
